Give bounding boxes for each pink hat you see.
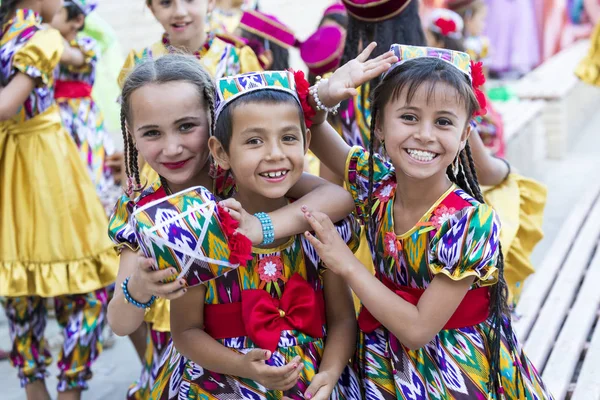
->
[300,25,345,76]
[342,0,412,22]
[239,10,297,49]
[323,2,347,17]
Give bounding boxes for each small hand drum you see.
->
[132,186,242,287]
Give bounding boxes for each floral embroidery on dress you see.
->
[258,255,283,283]
[374,180,396,203]
[431,204,457,229]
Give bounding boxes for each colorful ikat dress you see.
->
[149,215,362,399]
[345,146,553,399]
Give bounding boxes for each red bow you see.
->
[434,18,457,36]
[242,274,325,352]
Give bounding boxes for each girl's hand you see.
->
[243,350,304,391]
[219,198,263,245]
[318,42,398,108]
[303,210,357,277]
[304,371,336,400]
[127,254,187,302]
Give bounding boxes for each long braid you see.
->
[460,139,524,397]
[120,107,131,180]
[366,106,381,272]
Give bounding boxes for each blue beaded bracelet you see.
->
[122,276,156,309]
[254,212,275,245]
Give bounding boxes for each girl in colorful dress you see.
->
[115,0,263,383]
[146,67,376,400]
[50,0,123,215]
[108,54,372,399]
[304,43,553,399]
[0,1,119,399]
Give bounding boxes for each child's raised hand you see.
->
[242,350,304,391]
[219,198,263,245]
[127,254,187,301]
[303,209,357,277]
[318,42,398,107]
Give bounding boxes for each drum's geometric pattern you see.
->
[133,186,239,287]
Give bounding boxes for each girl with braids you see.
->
[303,43,553,399]
[0,0,119,399]
[107,53,372,399]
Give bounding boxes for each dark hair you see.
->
[340,0,426,128]
[240,30,290,71]
[120,54,215,192]
[366,57,523,397]
[318,12,348,30]
[0,0,19,86]
[430,31,466,52]
[65,1,86,31]
[214,90,306,153]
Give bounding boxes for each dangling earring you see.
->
[380,139,387,158]
[452,156,460,176]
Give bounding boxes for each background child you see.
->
[50,0,123,215]
[109,54,363,399]
[150,69,362,400]
[305,43,553,399]
[0,1,119,399]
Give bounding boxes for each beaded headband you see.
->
[387,44,487,116]
[214,70,315,128]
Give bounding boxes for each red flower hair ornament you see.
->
[291,69,316,128]
[470,61,487,117]
[434,18,457,36]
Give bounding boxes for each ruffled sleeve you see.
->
[429,204,500,285]
[108,194,139,253]
[344,145,395,223]
[13,28,64,85]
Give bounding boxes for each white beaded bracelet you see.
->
[309,76,341,115]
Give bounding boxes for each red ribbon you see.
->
[358,276,490,333]
[54,80,93,99]
[204,274,325,352]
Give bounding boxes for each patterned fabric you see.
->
[215,70,299,121]
[1,288,108,391]
[128,328,171,400]
[338,84,376,152]
[67,0,98,16]
[55,36,120,215]
[389,44,472,80]
[345,146,553,399]
[464,35,491,64]
[0,10,63,122]
[149,217,362,399]
[133,186,241,286]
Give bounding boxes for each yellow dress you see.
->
[0,12,118,298]
[482,173,547,307]
[576,21,600,86]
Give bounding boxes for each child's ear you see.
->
[460,122,473,150]
[375,118,384,142]
[208,136,231,170]
[303,128,311,154]
[74,14,85,31]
